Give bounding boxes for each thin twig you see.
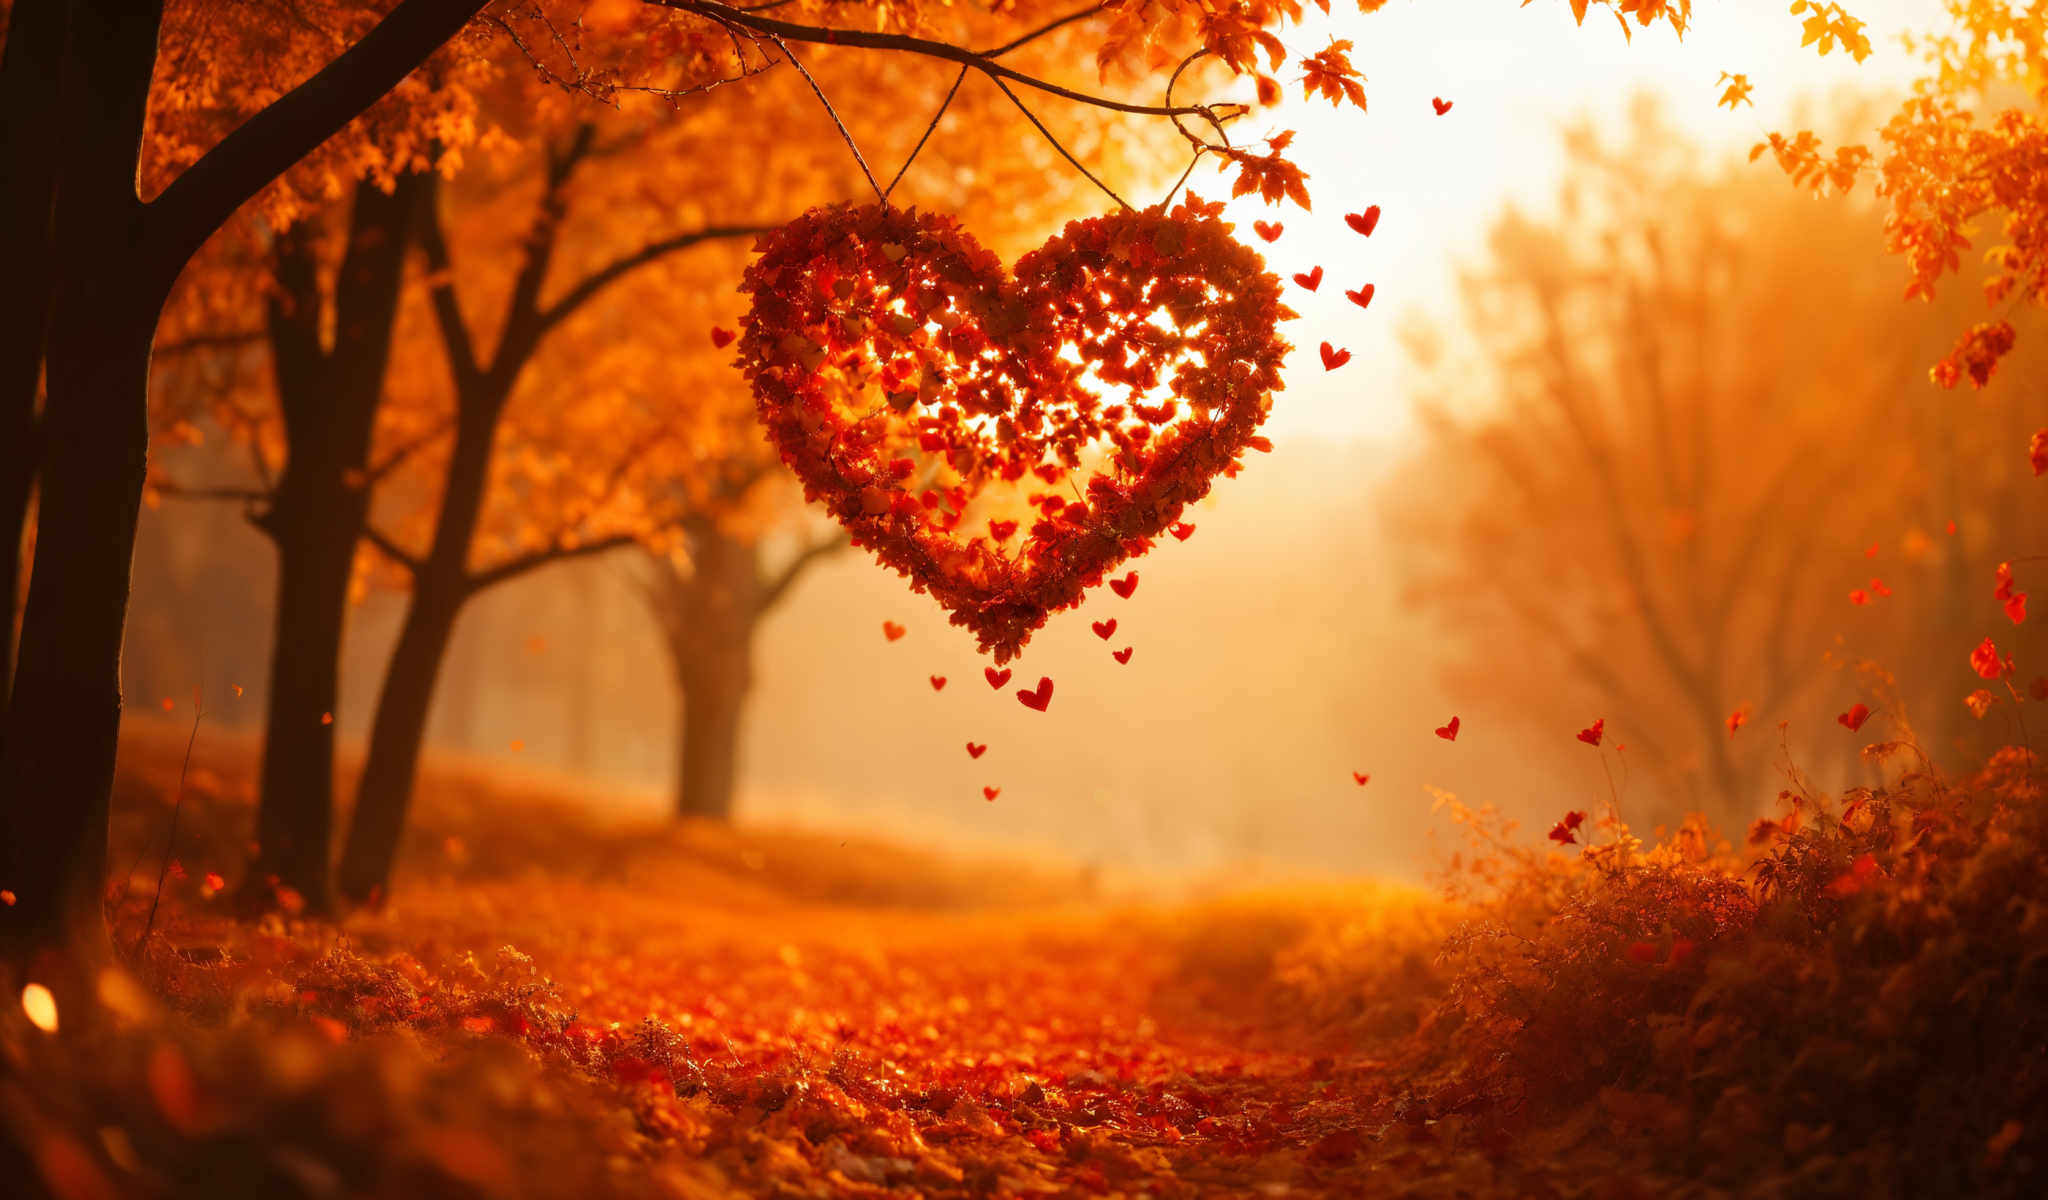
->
[771,34,886,204]
[140,699,206,950]
[885,65,968,200]
[990,74,1129,211]
[979,4,1106,59]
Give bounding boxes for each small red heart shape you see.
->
[1112,646,1133,664]
[1345,284,1375,309]
[1353,772,1370,786]
[742,199,1289,663]
[1436,715,1460,741]
[966,742,987,758]
[1091,618,1117,639]
[710,326,737,348]
[1577,718,1604,746]
[883,621,907,641]
[1016,677,1055,712]
[1293,265,1324,291]
[1432,97,1453,115]
[1839,703,1871,732]
[985,667,1012,689]
[1109,572,1139,599]
[930,675,947,691]
[983,786,1001,801]
[1169,522,1195,541]
[988,519,1017,541]
[1344,206,1381,237]
[1320,343,1351,371]
[1253,220,1283,242]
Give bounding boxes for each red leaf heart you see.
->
[709,326,737,348]
[966,742,987,758]
[1169,522,1196,541]
[1432,97,1453,115]
[743,201,1288,663]
[1435,715,1460,741]
[1838,703,1871,732]
[1320,343,1351,371]
[985,667,1012,688]
[1577,718,1604,746]
[1112,646,1133,664]
[882,621,907,642]
[988,519,1017,541]
[1109,572,1139,599]
[1352,772,1370,786]
[983,786,1001,801]
[1252,220,1283,242]
[1344,206,1382,237]
[1016,677,1055,712]
[1292,265,1324,291]
[1092,618,1118,639]
[1345,284,1375,309]
[929,675,947,691]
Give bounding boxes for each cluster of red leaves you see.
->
[739,198,1291,662]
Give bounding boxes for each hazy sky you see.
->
[1234,0,1945,439]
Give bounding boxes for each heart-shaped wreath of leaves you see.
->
[739,194,1291,662]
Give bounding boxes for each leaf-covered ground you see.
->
[6,723,2046,1197]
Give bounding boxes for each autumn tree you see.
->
[0,0,1694,960]
[1389,100,2036,821]
[635,467,846,823]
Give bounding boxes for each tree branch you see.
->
[760,528,847,611]
[532,224,771,341]
[150,481,270,503]
[415,184,482,392]
[643,0,1237,124]
[152,328,266,359]
[364,523,425,576]
[146,0,493,279]
[467,533,636,594]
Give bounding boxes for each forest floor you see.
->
[6,719,2046,1198]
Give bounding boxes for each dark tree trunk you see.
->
[335,393,500,902]
[0,0,165,965]
[0,0,66,711]
[335,582,463,902]
[674,650,753,821]
[248,177,423,912]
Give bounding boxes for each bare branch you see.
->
[364,523,425,576]
[468,533,636,593]
[761,528,848,610]
[991,74,1129,211]
[415,187,481,391]
[362,418,454,487]
[885,66,968,200]
[533,224,771,339]
[769,34,886,204]
[980,4,1108,59]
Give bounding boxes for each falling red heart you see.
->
[988,519,1018,541]
[882,621,907,642]
[1109,572,1139,599]
[929,675,947,691]
[1577,718,1604,747]
[1435,715,1460,741]
[1253,220,1284,242]
[1091,618,1117,640]
[710,326,737,348]
[1016,677,1054,711]
[1320,343,1351,371]
[1345,206,1382,237]
[742,199,1289,663]
[1353,772,1370,786]
[983,786,1001,801]
[1838,703,1871,732]
[966,742,987,758]
[1345,284,1375,309]
[1169,522,1196,541]
[985,667,1012,689]
[1112,646,1133,664]
[1432,97,1453,115]
[1292,265,1324,291]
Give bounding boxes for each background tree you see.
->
[1390,99,2048,823]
